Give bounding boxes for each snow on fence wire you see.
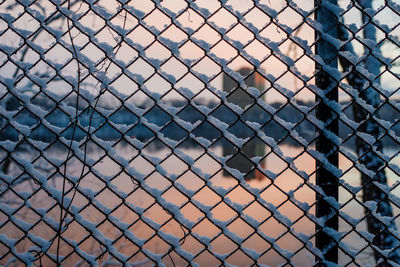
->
[0,0,399,265]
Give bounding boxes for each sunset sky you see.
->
[0,0,399,104]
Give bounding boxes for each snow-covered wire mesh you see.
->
[0,0,399,265]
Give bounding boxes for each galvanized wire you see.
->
[0,0,399,266]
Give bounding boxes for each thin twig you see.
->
[55,0,82,264]
[58,4,129,242]
[33,5,129,265]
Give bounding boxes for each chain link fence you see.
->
[0,0,400,265]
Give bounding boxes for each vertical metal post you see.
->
[315,0,339,264]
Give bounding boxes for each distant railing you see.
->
[0,0,399,266]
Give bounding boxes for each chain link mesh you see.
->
[0,0,399,265]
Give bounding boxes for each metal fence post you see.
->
[315,0,339,264]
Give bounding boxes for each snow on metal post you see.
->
[336,0,400,264]
[315,0,339,264]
